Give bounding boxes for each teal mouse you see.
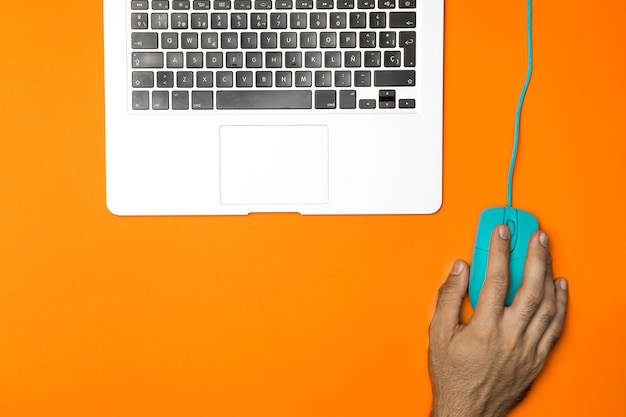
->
[469,207,539,308]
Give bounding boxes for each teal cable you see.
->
[507,0,534,207]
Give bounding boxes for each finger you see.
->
[474,225,511,322]
[524,250,557,344]
[430,260,469,340]
[537,278,568,359]
[508,231,549,327]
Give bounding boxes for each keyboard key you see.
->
[166,52,184,67]
[275,71,292,87]
[364,50,381,67]
[399,31,416,66]
[339,90,357,109]
[398,0,416,7]
[162,32,179,49]
[256,71,273,87]
[157,71,174,87]
[316,0,333,8]
[192,91,214,109]
[255,0,272,9]
[211,13,228,29]
[131,13,149,29]
[294,71,312,87]
[246,51,263,67]
[354,70,371,86]
[285,51,302,67]
[334,71,351,86]
[214,0,232,9]
[181,33,199,49]
[378,0,395,8]
[359,32,376,47]
[132,71,155,88]
[265,51,282,67]
[131,1,149,10]
[177,71,194,87]
[237,71,254,87]
[369,12,385,28]
[234,0,252,9]
[270,13,287,29]
[251,13,268,28]
[222,32,239,49]
[216,71,234,87]
[345,51,361,67]
[191,13,209,28]
[340,32,357,48]
[171,13,189,28]
[310,13,327,29]
[399,98,415,108]
[384,50,401,67]
[330,12,347,29]
[324,51,341,67]
[206,52,224,67]
[315,90,336,109]
[296,0,313,8]
[172,91,190,109]
[132,91,150,109]
[359,99,376,108]
[152,91,169,109]
[173,1,191,10]
[193,1,211,9]
[374,70,416,86]
[132,52,164,68]
[153,1,170,9]
[290,13,307,29]
[357,0,374,8]
[151,13,169,29]
[131,33,158,49]
[231,13,248,28]
[216,91,312,109]
[379,31,396,47]
[281,32,298,48]
[201,32,218,48]
[197,71,214,87]
[276,0,293,8]
[186,52,203,67]
[337,0,355,8]
[260,33,278,48]
[300,32,317,48]
[226,52,243,67]
[389,12,416,28]
[314,71,332,87]
[320,32,337,48]
[241,33,258,48]
[305,51,322,68]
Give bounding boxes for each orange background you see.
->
[1,0,625,416]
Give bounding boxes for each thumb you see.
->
[430,260,469,339]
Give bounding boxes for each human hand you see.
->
[428,225,568,417]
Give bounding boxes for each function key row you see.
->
[131,0,417,10]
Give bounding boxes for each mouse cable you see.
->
[507,0,534,207]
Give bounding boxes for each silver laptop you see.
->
[103,0,444,215]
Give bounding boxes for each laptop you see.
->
[103,0,444,215]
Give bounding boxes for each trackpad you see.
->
[220,125,329,205]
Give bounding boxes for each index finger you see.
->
[473,225,511,323]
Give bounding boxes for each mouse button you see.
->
[475,207,506,249]
[504,208,519,252]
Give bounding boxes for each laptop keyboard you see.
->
[129,0,419,111]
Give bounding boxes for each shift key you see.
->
[374,70,416,86]
[132,52,164,68]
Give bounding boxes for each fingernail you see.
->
[451,260,464,275]
[499,225,510,240]
[539,232,549,248]
[559,279,568,291]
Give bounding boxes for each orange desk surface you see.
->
[1,1,625,416]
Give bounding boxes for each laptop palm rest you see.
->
[219,125,329,206]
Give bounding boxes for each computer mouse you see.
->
[468,207,539,308]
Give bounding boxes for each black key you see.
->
[237,71,254,87]
[214,0,232,9]
[151,13,169,29]
[285,51,302,67]
[222,32,239,49]
[359,31,376,48]
[157,71,174,87]
[296,0,313,8]
[345,51,361,67]
[186,52,203,67]
[256,71,273,87]
[172,91,190,109]
[349,12,366,28]
[171,13,189,28]
[280,32,298,48]
[389,12,416,28]
[132,91,150,110]
[255,0,272,9]
[173,1,191,9]
[131,33,158,49]
[251,13,268,28]
[315,90,336,109]
[231,13,248,29]
[216,71,234,87]
[354,70,371,86]
[206,52,223,67]
[181,32,198,48]
[339,90,356,109]
[226,51,243,67]
[294,71,312,87]
[337,0,354,8]
[316,0,333,8]
[266,51,282,67]
[241,33,258,49]
[310,13,326,29]
[378,0,395,8]
[314,71,332,86]
[276,0,293,8]
[334,71,351,86]
[131,13,149,29]
[153,1,170,9]
[374,70,416,86]
[379,31,396,47]
[399,98,415,108]
[359,99,376,109]
[369,12,385,28]
[357,0,374,8]
[275,71,292,87]
[177,71,194,87]
[216,91,312,109]
[152,91,169,109]
[192,91,214,109]
[193,1,211,9]
[384,50,401,67]
[399,0,416,8]
[132,52,164,68]
[235,0,252,9]
[201,32,218,49]
[290,13,307,29]
[270,13,287,29]
[330,12,347,29]
[340,32,357,48]
[132,71,154,88]
[162,32,178,49]
[191,13,209,28]
[197,71,214,87]
[211,13,228,29]
[246,51,263,67]
[166,52,184,68]
[399,31,416,67]
[131,1,149,10]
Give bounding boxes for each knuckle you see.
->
[520,294,542,318]
[536,312,555,334]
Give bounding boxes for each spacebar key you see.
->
[374,70,416,87]
[216,91,312,109]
